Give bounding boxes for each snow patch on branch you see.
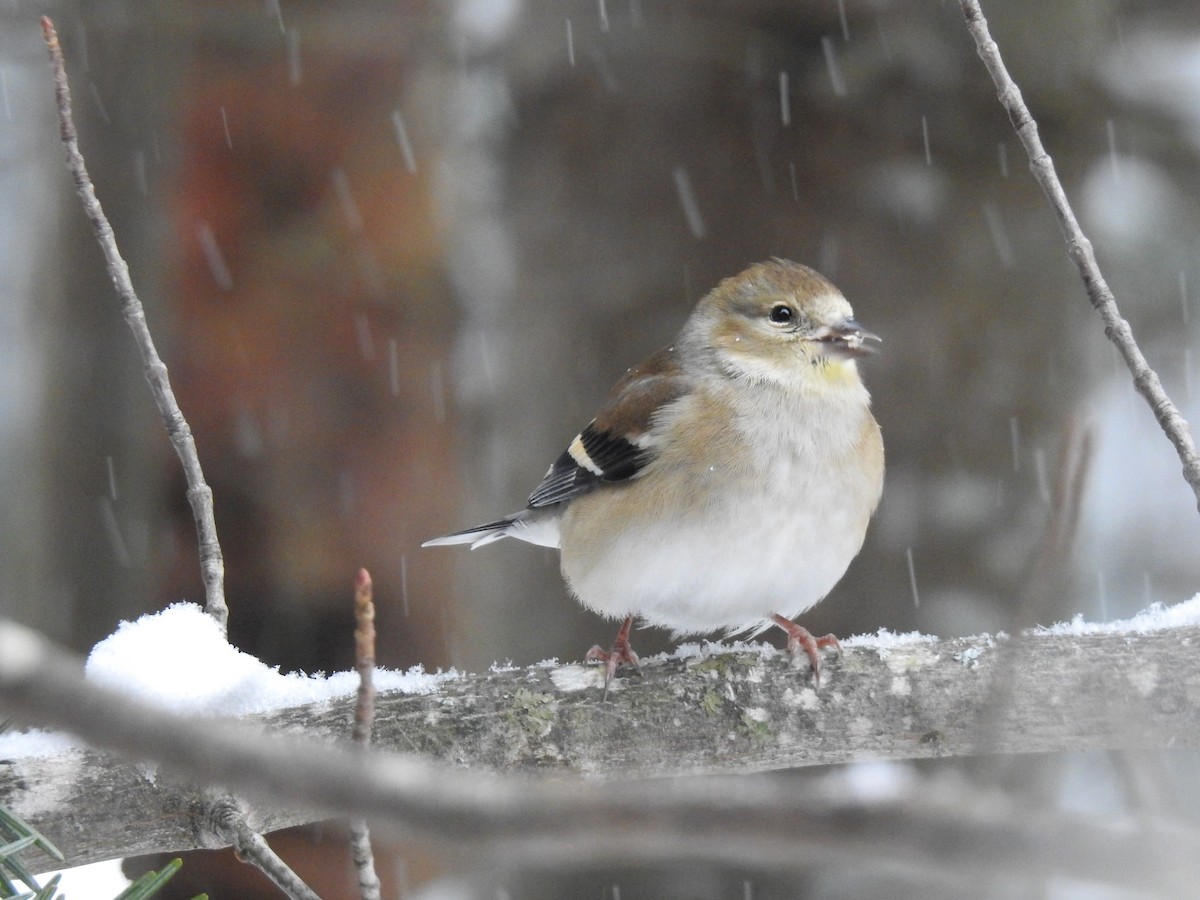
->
[1,604,460,758]
[1034,596,1200,636]
[843,629,938,649]
[83,603,456,719]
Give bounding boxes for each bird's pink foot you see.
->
[586,615,640,699]
[771,613,840,688]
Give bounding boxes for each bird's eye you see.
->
[768,304,794,325]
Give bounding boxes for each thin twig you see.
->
[210,799,321,900]
[350,568,381,900]
[39,16,229,631]
[959,0,1200,514]
[352,570,376,747]
[348,815,379,898]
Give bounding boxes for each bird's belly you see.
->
[560,480,869,635]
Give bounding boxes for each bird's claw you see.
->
[771,614,840,689]
[586,617,641,700]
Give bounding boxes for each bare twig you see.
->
[350,568,381,900]
[39,16,228,631]
[210,799,321,900]
[352,570,376,748]
[0,619,1197,894]
[347,795,379,897]
[959,0,1200,513]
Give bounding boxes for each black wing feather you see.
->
[526,424,649,508]
[524,345,687,510]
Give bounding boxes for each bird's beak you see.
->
[812,318,881,358]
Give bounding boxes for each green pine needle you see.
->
[0,809,63,863]
[32,875,61,900]
[0,801,194,900]
[114,858,183,900]
[0,838,38,860]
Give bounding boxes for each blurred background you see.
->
[4,0,1200,896]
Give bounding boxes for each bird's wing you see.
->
[527,346,688,509]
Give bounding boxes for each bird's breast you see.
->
[558,387,882,634]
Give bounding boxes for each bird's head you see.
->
[685,258,879,390]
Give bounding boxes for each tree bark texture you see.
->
[3,626,1199,870]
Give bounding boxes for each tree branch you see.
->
[959,0,1200,512]
[2,616,1199,887]
[40,16,229,632]
[210,800,321,900]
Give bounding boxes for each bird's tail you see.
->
[421,517,517,549]
[422,507,562,550]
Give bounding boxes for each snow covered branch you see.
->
[2,608,1200,878]
[19,10,1200,898]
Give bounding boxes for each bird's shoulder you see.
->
[527,345,691,509]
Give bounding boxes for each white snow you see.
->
[667,640,783,661]
[1034,596,1200,636]
[842,628,938,649]
[84,602,454,716]
[0,602,456,759]
[0,729,76,758]
[548,664,608,693]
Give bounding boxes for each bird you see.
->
[424,259,884,695]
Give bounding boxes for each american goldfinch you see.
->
[425,259,884,692]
